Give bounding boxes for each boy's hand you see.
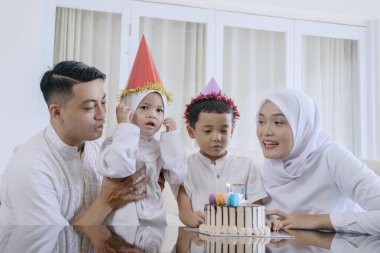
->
[163,118,177,132]
[116,102,134,124]
[187,211,205,228]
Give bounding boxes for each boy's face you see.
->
[55,79,106,147]
[187,112,234,161]
[132,92,164,136]
[256,101,293,159]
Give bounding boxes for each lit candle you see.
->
[226,183,230,194]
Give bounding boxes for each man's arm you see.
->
[72,168,148,225]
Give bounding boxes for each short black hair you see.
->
[40,60,106,106]
[187,98,234,128]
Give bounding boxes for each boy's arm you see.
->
[177,185,205,228]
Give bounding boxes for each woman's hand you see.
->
[266,209,333,230]
[266,219,283,231]
[100,167,149,210]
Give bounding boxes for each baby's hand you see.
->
[163,118,177,132]
[116,102,134,124]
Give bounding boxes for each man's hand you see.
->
[116,102,134,124]
[104,232,144,253]
[100,168,148,210]
[163,118,176,132]
[158,170,165,192]
[266,219,282,231]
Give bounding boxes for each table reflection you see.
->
[0,225,379,253]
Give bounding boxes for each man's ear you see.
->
[49,103,63,122]
[230,125,235,138]
[186,125,195,139]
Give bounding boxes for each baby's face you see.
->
[132,92,164,135]
[188,112,233,161]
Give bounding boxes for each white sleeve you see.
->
[6,159,68,225]
[246,160,268,203]
[329,146,380,235]
[160,129,187,186]
[97,123,140,178]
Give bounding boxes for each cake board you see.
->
[185,228,294,239]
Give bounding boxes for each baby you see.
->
[97,36,186,225]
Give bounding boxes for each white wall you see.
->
[0,0,46,174]
[0,0,379,175]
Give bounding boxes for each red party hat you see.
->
[120,36,172,101]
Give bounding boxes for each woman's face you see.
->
[256,101,294,159]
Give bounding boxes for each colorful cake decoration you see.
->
[119,35,172,102]
[184,78,240,126]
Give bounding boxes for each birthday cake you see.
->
[199,193,270,236]
[200,234,269,253]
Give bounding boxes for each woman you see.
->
[256,88,380,234]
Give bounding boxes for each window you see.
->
[44,1,373,158]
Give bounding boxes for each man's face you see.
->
[56,79,106,147]
[132,92,164,136]
[187,112,234,161]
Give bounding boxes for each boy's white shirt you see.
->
[97,123,186,225]
[184,151,268,213]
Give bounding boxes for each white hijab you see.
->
[258,89,332,188]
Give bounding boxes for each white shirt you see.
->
[184,152,268,213]
[97,123,187,225]
[0,125,102,225]
[264,144,380,235]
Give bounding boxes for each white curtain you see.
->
[223,27,287,151]
[54,7,121,138]
[303,36,360,156]
[53,9,367,158]
[139,17,205,148]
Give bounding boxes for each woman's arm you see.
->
[266,209,334,231]
[328,145,380,234]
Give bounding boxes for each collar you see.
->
[196,151,230,166]
[45,124,82,157]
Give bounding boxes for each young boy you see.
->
[97,36,187,225]
[178,78,268,227]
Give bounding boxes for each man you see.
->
[0,61,148,225]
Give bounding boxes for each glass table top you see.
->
[0,225,379,252]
